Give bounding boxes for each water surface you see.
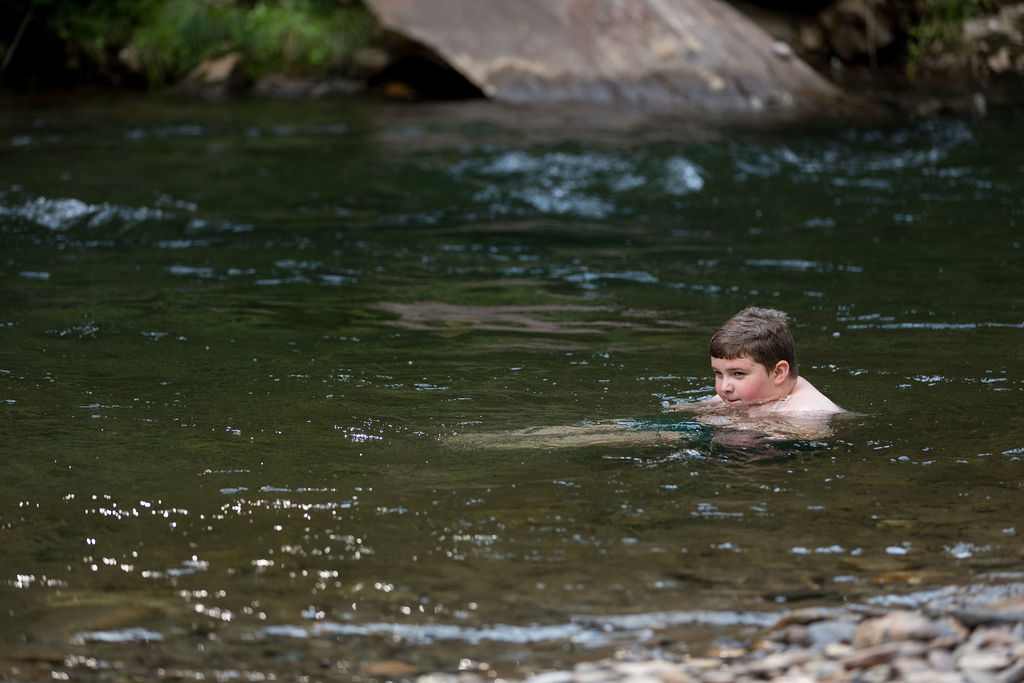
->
[1,96,1023,680]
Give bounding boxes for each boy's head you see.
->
[709,307,798,406]
[709,307,798,376]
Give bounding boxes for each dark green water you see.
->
[1,96,1022,680]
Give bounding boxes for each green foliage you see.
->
[22,0,376,86]
[130,1,238,83]
[909,0,996,63]
[238,1,375,74]
[132,0,375,83]
[36,0,162,72]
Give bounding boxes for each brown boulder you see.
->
[364,0,844,117]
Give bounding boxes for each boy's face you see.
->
[711,355,787,406]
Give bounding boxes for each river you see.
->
[1,95,1022,681]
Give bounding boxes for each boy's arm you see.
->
[667,394,722,412]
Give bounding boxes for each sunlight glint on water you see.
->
[1,98,1022,676]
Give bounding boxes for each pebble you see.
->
[741,650,813,675]
[854,610,955,648]
[416,602,1024,683]
[959,651,1014,671]
[823,643,854,659]
[929,648,957,671]
[841,641,927,669]
[574,668,617,683]
[893,655,931,678]
[525,672,575,683]
[806,619,857,647]
[1001,662,1024,683]
[906,672,963,683]
[858,664,892,683]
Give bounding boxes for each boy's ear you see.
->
[771,360,791,383]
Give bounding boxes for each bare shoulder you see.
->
[785,377,843,414]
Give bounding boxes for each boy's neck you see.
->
[772,377,798,403]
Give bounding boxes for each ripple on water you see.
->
[255,276,310,286]
[72,628,163,644]
[167,265,216,279]
[745,259,863,273]
[560,269,659,287]
[451,151,639,219]
[186,217,253,233]
[733,119,974,182]
[269,622,496,645]
[125,124,205,140]
[458,151,707,218]
[145,558,209,579]
[46,321,100,339]
[157,239,211,249]
[664,157,705,194]
[790,545,849,556]
[847,321,1024,331]
[867,581,1024,611]
[261,609,773,647]
[0,195,169,231]
[945,542,990,559]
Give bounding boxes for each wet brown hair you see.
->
[709,307,798,377]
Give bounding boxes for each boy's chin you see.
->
[720,397,770,408]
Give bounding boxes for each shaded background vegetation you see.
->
[1,0,1017,94]
[0,0,374,89]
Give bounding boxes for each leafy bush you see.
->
[239,1,375,75]
[25,0,161,75]
[131,0,375,83]
[6,0,375,86]
[130,0,239,83]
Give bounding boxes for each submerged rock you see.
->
[364,0,846,118]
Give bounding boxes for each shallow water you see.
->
[1,96,1023,680]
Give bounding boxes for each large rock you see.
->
[365,0,845,116]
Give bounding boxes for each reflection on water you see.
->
[1,97,1023,677]
[377,302,687,335]
[261,607,777,648]
[451,414,838,453]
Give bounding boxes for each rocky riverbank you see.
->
[417,599,1024,683]
[6,1,1024,118]
[738,1,1024,85]
[154,0,1024,125]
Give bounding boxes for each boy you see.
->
[681,307,842,417]
[454,307,842,451]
